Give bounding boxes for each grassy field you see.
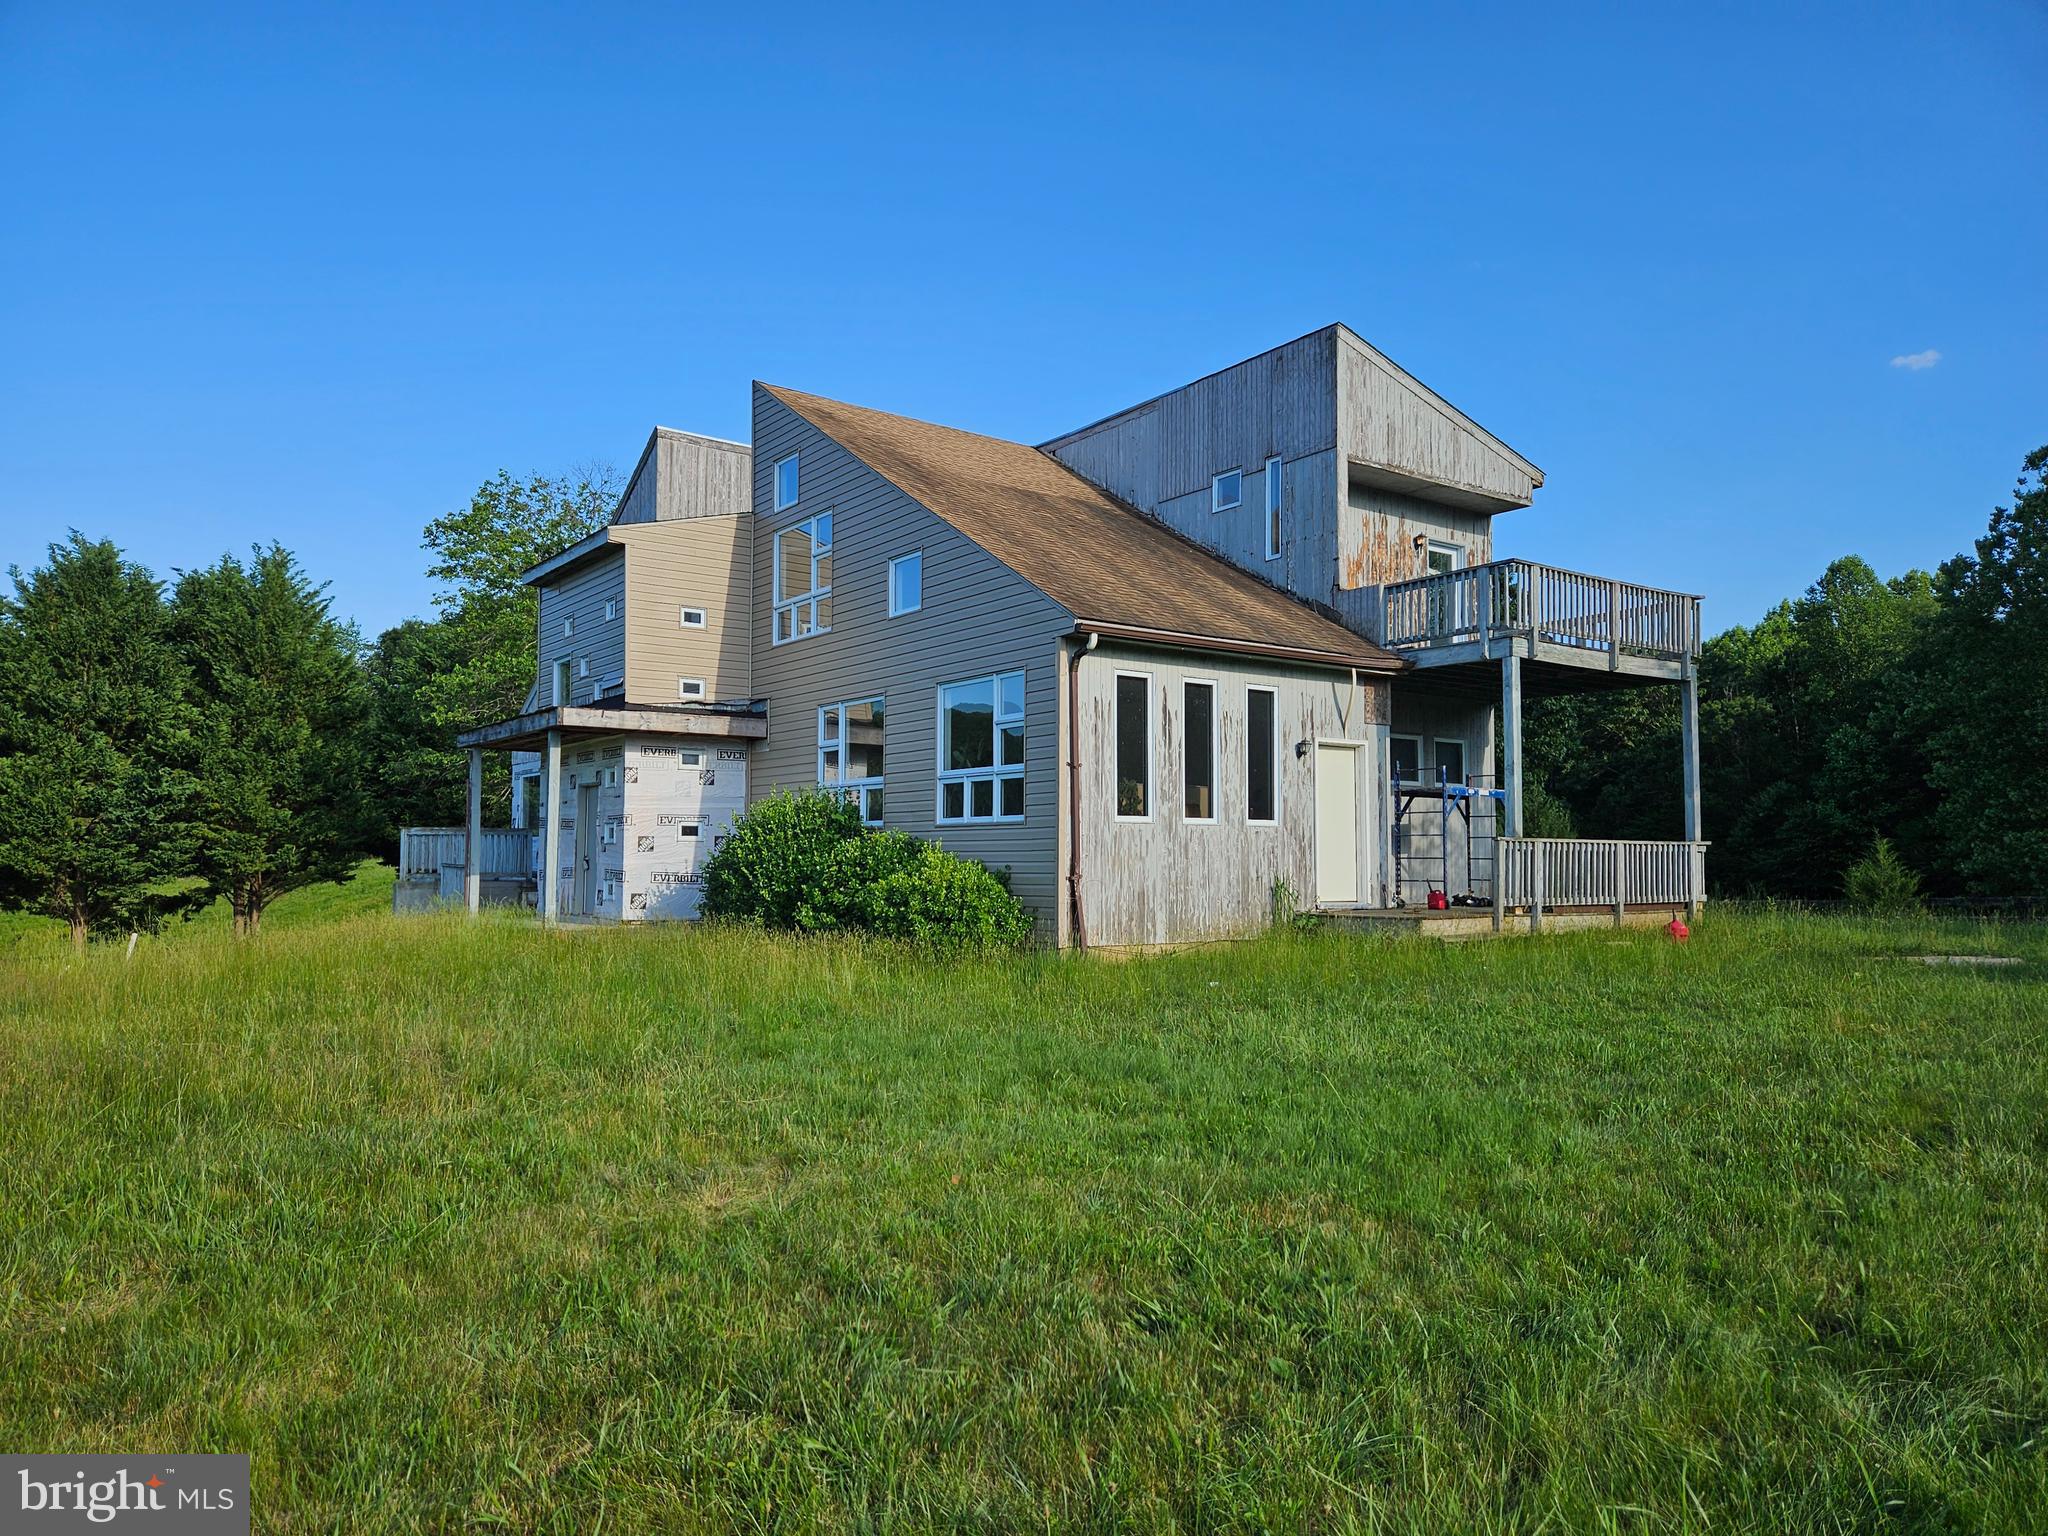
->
[1,894,2043,1532]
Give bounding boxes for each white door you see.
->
[1315,744,1361,906]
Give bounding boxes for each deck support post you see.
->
[540,728,562,927]
[1501,652,1524,839]
[1680,657,1702,920]
[464,748,483,916]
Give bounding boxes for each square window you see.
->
[1435,738,1468,785]
[774,453,799,511]
[1212,468,1243,512]
[678,677,706,700]
[889,550,922,616]
[680,606,706,629]
[1390,735,1423,783]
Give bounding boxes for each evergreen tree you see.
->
[0,535,198,946]
[171,546,369,935]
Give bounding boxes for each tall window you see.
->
[1264,456,1283,561]
[1212,468,1242,512]
[1246,686,1277,824]
[1115,672,1152,820]
[774,453,800,511]
[938,671,1024,822]
[889,550,922,616]
[1183,679,1216,821]
[553,658,571,707]
[773,513,832,644]
[820,698,885,824]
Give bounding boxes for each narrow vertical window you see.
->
[774,453,799,511]
[889,551,922,616]
[1247,686,1277,824]
[1183,680,1216,821]
[1115,672,1152,820]
[1265,456,1283,560]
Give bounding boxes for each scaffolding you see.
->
[1391,765,1508,908]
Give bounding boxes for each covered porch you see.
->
[451,701,766,923]
[1377,558,1707,919]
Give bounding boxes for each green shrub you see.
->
[699,789,867,929]
[1844,835,1923,915]
[701,790,1031,946]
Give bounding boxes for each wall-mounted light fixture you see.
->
[1295,739,1311,761]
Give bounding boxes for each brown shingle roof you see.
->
[758,383,1402,673]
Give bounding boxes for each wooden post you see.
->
[1680,659,1702,920]
[1608,581,1622,671]
[541,728,562,927]
[1493,839,1506,933]
[1501,653,1524,838]
[464,747,483,916]
[1531,843,1544,933]
[1612,841,1626,927]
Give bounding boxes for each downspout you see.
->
[1066,631,1098,951]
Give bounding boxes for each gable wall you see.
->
[614,431,753,524]
[749,388,1075,934]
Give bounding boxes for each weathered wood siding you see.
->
[1073,642,1389,946]
[534,551,626,705]
[614,429,752,524]
[749,386,1074,934]
[1333,479,1496,639]
[616,515,753,703]
[1335,327,1540,510]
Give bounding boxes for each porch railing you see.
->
[1494,837,1706,924]
[397,827,536,893]
[1381,559,1701,661]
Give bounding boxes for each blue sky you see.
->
[3,2,2043,636]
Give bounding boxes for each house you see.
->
[444,325,1705,945]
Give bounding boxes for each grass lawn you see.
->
[1,904,2043,1532]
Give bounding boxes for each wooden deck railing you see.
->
[1381,560,1701,662]
[397,827,535,882]
[1494,837,1706,926]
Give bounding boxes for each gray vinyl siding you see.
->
[535,551,627,705]
[750,387,1074,933]
[1075,642,1390,946]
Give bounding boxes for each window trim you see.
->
[1264,456,1283,561]
[1181,676,1219,825]
[771,512,833,646]
[819,697,886,826]
[679,606,707,629]
[888,550,923,617]
[773,453,799,512]
[1433,736,1469,788]
[1425,539,1465,574]
[1390,733,1424,786]
[1113,669,1155,824]
[1246,685,1280,826]
[1212,468,1243,513]
[935,669,1026,825]
[677,677,707,700]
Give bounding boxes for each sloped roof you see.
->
[758,383,1401,673]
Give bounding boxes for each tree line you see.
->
[2,446,2039,944]
[1524,445,2047,900]
[0,470,611,945]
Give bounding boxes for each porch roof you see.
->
[457,700,769,753]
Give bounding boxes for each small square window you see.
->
[774,454,799,512]
[1212,469,1243,512]
[889,551,922,617]
[680,606,707,629]
[678,677,706,700]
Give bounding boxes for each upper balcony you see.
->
[1378,558,1701,685]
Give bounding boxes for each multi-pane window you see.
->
[772,513,832,644]
[1183,680,1216,821]
[820,698,885,824]
[1264,456,1283,560]
[774,453,800,511]
[889,550,922,616]
[1212,468,1242,512]
[1115,672,1152,820]
[1247,686,1278,824]
[938,671,1025,822]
